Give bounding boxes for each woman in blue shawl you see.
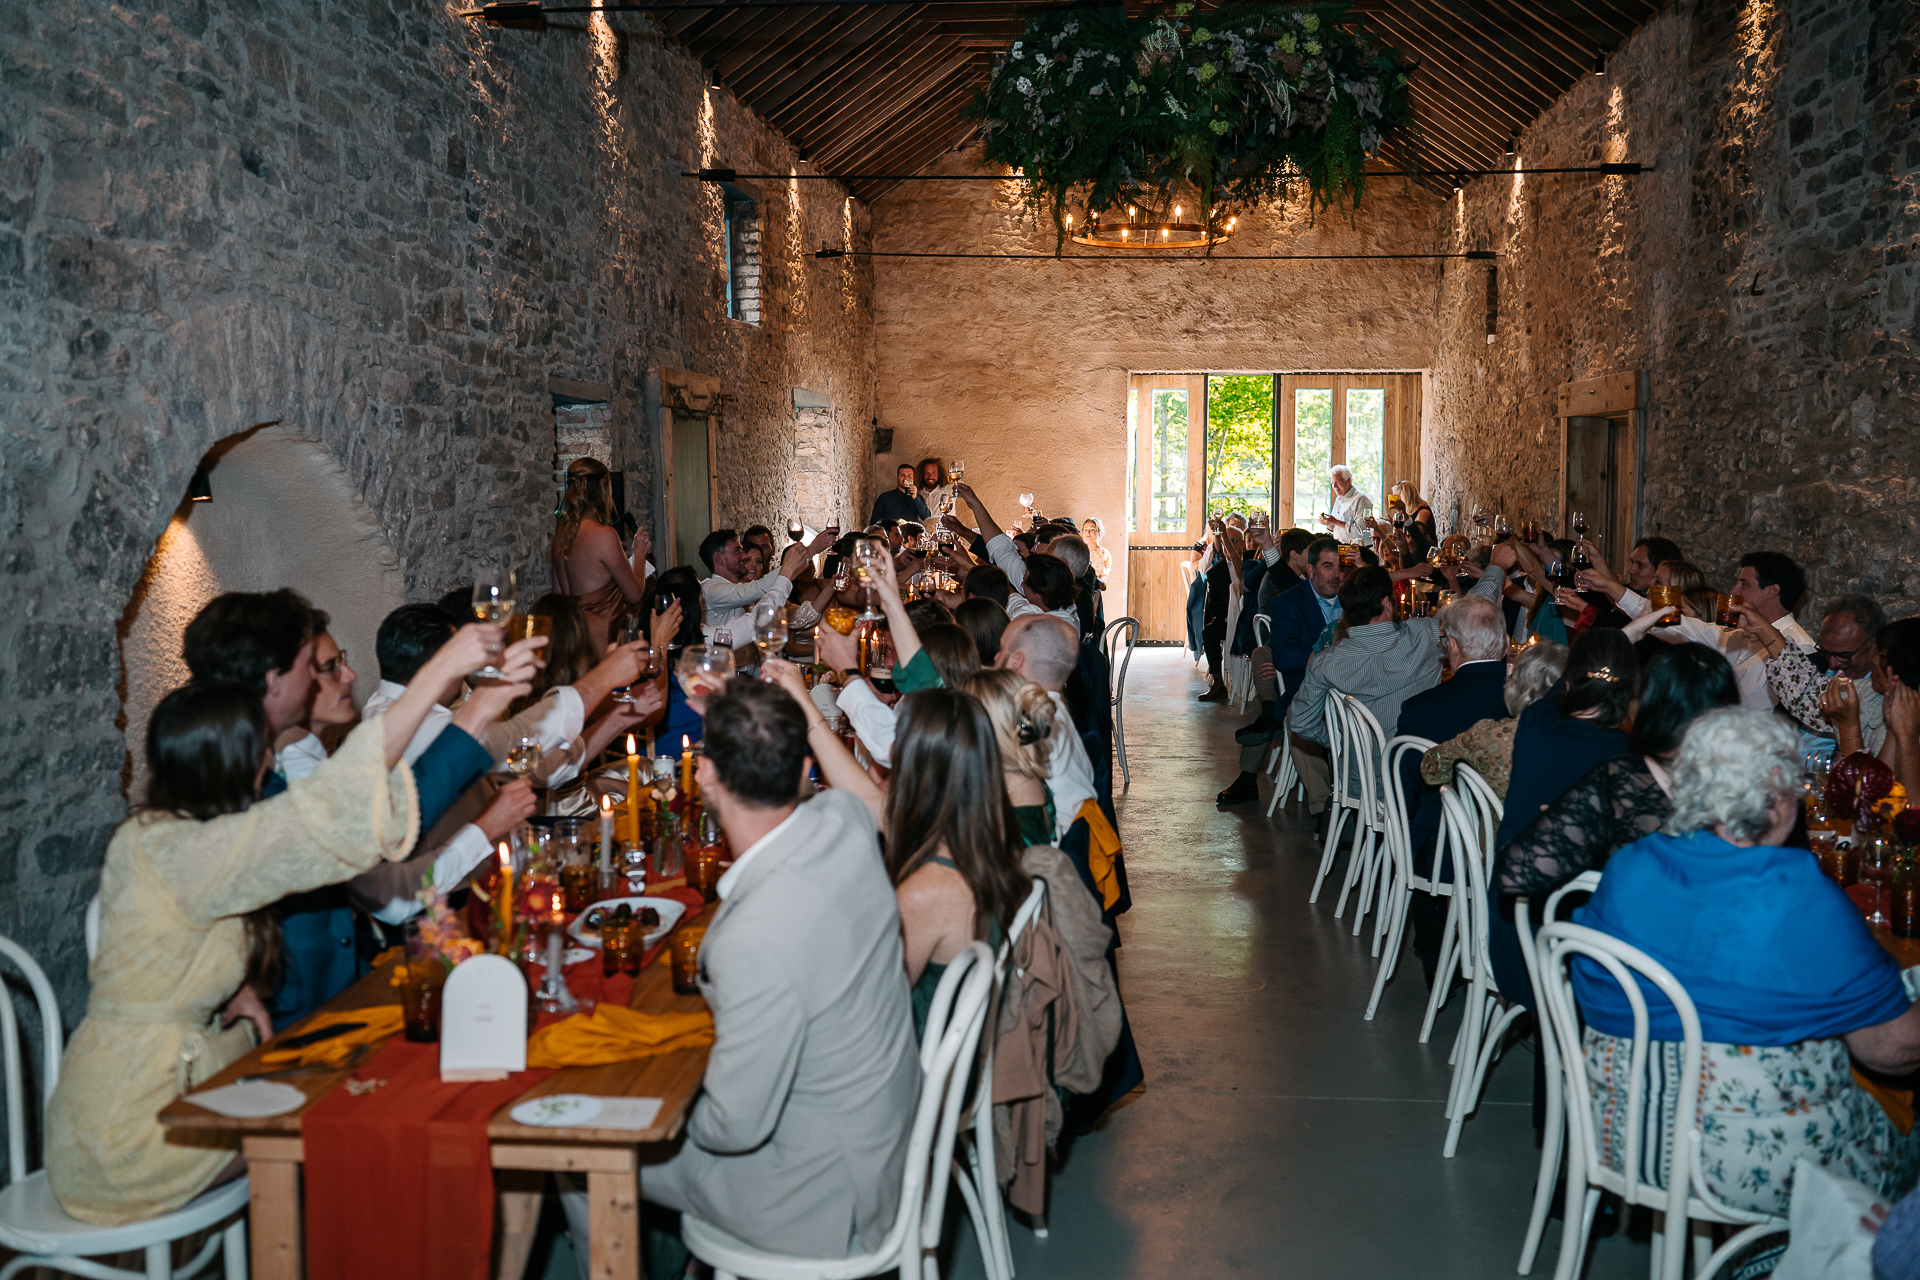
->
[1571,707,1920,1217]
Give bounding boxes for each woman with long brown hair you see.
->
[551,456,649,651]
[765,661,1030,1037]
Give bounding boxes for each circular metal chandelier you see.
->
[1066,203,1237,251]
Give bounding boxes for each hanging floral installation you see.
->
[968,2,1416,250]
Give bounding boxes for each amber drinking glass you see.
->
[1892,857,1920,938]
[401,931,448,1043]
[1648,585,1683,628]
[688,847,722,903]
[599,914,633,978]
[1713,592,1740,629]
[671,927,707,995]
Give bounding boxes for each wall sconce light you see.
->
[1593,50,1607,76]
[188,467,213,503]
[1505,133,1517,156]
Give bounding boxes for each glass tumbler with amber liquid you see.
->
[1713,592,1741,629]
[1892,854,1920,938]
[1647,584,1683,628]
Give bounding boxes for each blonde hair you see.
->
[957,668,1055,782]
[1392,480,1428,510]
[1660,560,1717,621]
[554,457,617,558]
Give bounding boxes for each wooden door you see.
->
[1557,371,1641,577]
[1125,375,1206,644]
[667,409,715,570]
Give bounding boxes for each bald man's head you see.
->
[997,614,1077,692]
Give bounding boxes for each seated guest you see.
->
[1256,527,1316,615]
[1421,642,1569,798]
[1045,533,1105,640]
[998,616,1097,842]
[1751,592,1888,754]
[566,678,922,1258]
[1570,707,1920,1217]
[1013,553,1081,625]
[273,616,359,781]
[741,524,775,567]
[1489,642,1739,1008]
[45,627,532,1226]
[952,482,1035,592]
[917,623,983,687]
[903,596,954,633]
[1286,546,1512,822]
[550,457,652,652]
[868,462,929,525]
[961,668,1064,847]
[955,597,1010,665]
[699,527,833,636]
[1216,530,1331,804]
[965,564,1015,609]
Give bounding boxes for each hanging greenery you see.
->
[967,1,1415,250]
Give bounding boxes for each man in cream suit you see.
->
[562,679,920,1261]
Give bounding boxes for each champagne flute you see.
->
[470,566,517,678]
[752,599,789,678]
[852,538,884,621]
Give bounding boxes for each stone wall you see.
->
[1425,0,1920,613]
[0,0,876,1028]
[870,145,1446,618]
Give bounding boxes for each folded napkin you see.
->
[260,1005,407,1068]
[527,1002,713,1068]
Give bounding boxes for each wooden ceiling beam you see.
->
[794,45,980,149]
[1372,16,1552,126]
[1479,0,1606,71]
[768,26,959,133]
[730,8,925,104]
[820,71,977,172]
[1389,0,1568,103]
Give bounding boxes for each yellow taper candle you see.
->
[494,841,514,954]
[626,734,641,845]
[681,734,694,794]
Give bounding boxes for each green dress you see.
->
[1013,793,1057,850]
[909,856,1005,1041]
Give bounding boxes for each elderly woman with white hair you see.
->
[1318,464,1374,546]
[1571,706,1920,1216]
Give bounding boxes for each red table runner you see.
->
[303,885,708,1280]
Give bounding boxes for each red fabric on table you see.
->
[549,885,707,1012]
[303,1039,553,1280]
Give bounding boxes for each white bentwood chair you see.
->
[683,942,996,1280]
[0,931,250,1280]
[1308,694,1390,938]
[1101,618,1139,791]
[1535,921,1787,1280]
[1362,734,1437,1020]
[949,879,1048,1280]
[1513,870,1603,1275]
[1436,769,1527,1158]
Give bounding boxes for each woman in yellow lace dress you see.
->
[45,625,528,1226]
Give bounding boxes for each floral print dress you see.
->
[1582,1031,1920,1217]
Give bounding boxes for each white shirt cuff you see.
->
[1618,589,1647,619]
[836,679,897,768]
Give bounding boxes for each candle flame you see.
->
[497,842,511,868]
[682,735,691,750]
[552,890,565,914]
[626,733,638,756]
[601,792,613,813]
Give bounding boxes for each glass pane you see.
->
[1347,388,1386,510]
[1150,389,1188,533]
[1292,388,1333,531]
[1205,375,1274,522]
[1126,387,1139,534]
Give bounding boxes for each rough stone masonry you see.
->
[0,0,879,1064]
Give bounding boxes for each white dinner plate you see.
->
[568,896,685,951]
[187,1080,309,1119]
[511,1094,604,1128]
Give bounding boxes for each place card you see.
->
[440,953,528,1082]
[509,1093,664,1130]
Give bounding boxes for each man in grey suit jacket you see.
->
[562,680,920,1261]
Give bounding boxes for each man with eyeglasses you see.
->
[1745,593,1890,756]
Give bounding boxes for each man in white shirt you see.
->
[1584,548,1814,711]
[998,614,1095,840]
[948,481,1036,593]
[699,527,834,633]
[351,602,654,922]
[1320,464,1374,546]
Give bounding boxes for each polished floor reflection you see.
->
[946,648,1653,1279]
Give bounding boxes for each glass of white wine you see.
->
[507,735,541,781]
[675,645,735,700]
[470,565,517,678]
[950,459,966,483]
[852,538,885,621]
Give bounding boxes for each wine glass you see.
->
[470,566,517,678]
[937,489,955,517]
[1494,512,1511,538]
[751,599,788,677]
[675,645,735,701]
[1571,510,1589,539]
[1018,491,1034,512]
[852,539,885,621]
[786,517,804,543]
[950,459,966,482]
[506,735,541,781]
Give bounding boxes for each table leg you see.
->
[242,1136,303,1280]
[587,1167,642,1280]
[495,1169,544,1280]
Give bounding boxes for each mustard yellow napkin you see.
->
[527,1003,714,1068]
[260,1006,407,1068]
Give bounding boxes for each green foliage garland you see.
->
[967,2,1414,249]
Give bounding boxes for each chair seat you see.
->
[682,1212,895,1280]
[0,1171,249,1256]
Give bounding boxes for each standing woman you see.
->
[46,627,537,1226]
[1080,517,1114,580]
[551,457,651,652]
[1392,480,1438,561]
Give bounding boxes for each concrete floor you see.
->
[938,649,1655,1280]
[540,648,1659,1278]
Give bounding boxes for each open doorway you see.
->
[1123,372,1421,644]
[1556,371,1644,576]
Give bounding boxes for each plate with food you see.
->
[568,896,685,950]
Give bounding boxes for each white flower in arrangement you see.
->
[1089,81,1106,95]
[1106,52,1121,65]
[1016,76,1034,96]
[1034,52,1048,66]
[1010,41,1023,58]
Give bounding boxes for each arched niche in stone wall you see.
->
[119,425,407,801]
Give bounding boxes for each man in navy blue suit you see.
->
[1393,593,1512,982]
[1217,536,1344,804]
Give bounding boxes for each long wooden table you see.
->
[158,904,716,1280]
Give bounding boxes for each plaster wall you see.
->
[871,146,1447,618]
[0,0,877,1028]
[1425,0,1920,613]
